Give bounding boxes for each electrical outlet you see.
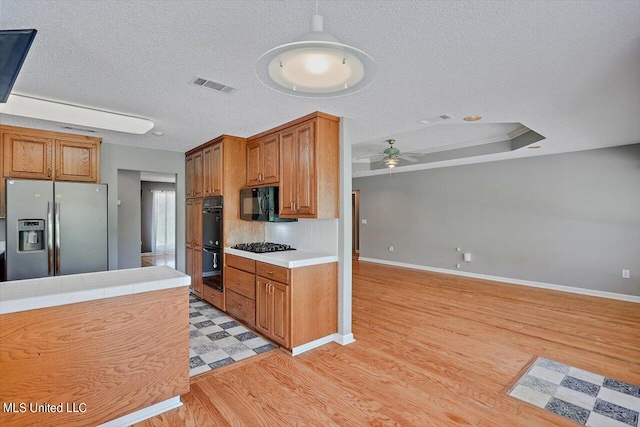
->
[388,246,394,252]
[622,269,630,279]
[361,219,367,224]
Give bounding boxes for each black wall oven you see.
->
[202,196,223,292]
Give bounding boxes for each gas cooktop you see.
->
[232,242,296,253]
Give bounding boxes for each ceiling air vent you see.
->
[192,77,237,94]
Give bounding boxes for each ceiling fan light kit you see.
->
[256,13,376,97]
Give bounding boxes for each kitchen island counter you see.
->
[224,247,338,268]
[0,266,190,427]
[0,266,189,314]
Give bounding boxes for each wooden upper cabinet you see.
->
[279,120,317,218]
[246,134,279,187]
[203,142,223,197]
[3,131,53,180]
[277,114,339,219]
[2,125,101,184]
[185,150,203,198]
[55,139,99,182]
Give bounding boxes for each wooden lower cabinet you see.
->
[203,285,225,311]
[226,289,255,328]
[256,262,338,350]
[224,253,337,351]
[186,247,202,297]
[224,256,257,327]
[256,277,290,348]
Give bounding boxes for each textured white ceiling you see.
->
[1,0,639,172]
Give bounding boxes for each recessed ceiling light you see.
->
[463,115,482,122]
[256,13,375,97]
[153,131,164,136]
[0,94,155,134]
[528,145,541,149]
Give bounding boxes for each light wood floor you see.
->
[141,254,176,268]
[137,260,640,426]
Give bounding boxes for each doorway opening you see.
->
[141,172,176,268]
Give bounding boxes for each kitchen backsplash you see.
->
[265,219,338,254]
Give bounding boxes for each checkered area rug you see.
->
[189,294,275,377]
[509,357,639,426]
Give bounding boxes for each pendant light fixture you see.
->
[255,2,376,98]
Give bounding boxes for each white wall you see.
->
[100,143,185,272]
[353,144,640,297]
[265,219,338,254]
[117,170,141,269]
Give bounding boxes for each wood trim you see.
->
[247,111,339,142]
[0,124,102,145]
[0,287,189,427]
[185,134,244,156]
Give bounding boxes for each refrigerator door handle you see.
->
[47,202,54,276]
[55,202,61,275]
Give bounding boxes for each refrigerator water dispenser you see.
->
[18,219,45,252]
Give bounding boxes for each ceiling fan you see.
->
[367,139,426,168]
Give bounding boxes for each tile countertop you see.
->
[224,247,338,268]
[0,266,190,315]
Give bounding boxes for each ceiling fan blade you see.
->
[401,156,420,162]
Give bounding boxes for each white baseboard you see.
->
[290,333,356,356]
[333,333,356,345]
[291,335,336,356]
[358,257,640,303]
[98,396,182,427]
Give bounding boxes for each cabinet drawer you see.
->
[226,253,256,274]
[226,290,256,328]
[202,285,225,311]
[225,266,256,300]
[257,262,289,284]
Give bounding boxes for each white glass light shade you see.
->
[385,157,399,167]
[0,94,155,134]
[256,15,375,97]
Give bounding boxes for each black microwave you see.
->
[240,186,296,222]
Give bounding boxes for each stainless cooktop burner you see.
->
[232,242,296,253]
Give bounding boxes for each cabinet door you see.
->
[202,146,213,197]
[256,277,271,336]
[270,280,290,348]
[294,121,316,216]
[246,140,261,186]
[185,199,194,248]
[279,128,296,216]
[55,139,99,182]
[192,248,203,297]
[3,131,53,180]
[192,198,203,249]
[186,151,203,198]
[185,154,194,198]
[261,135,279,184]
[211,142,223,196]
[186,245,194,293]
[192,150,203,197]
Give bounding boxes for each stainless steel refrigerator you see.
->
[5,179,108,281]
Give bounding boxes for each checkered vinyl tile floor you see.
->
[509,357,639,426]
[189,295,275,377]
